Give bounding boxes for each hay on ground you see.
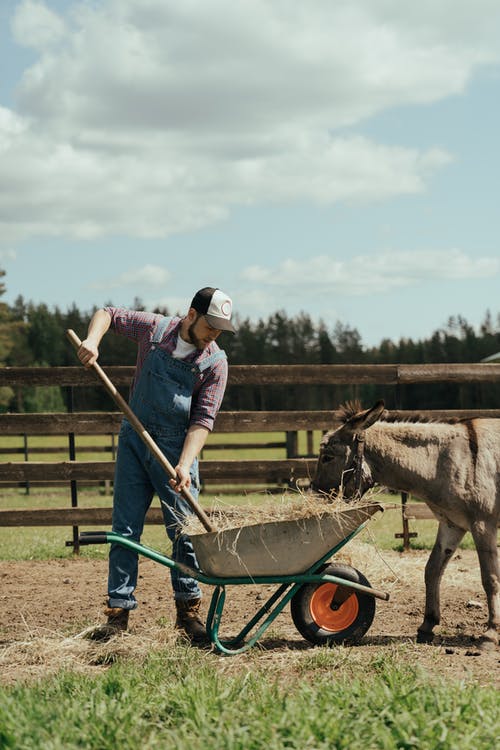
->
[0,626,180,685]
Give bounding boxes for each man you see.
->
[77,287,235,644]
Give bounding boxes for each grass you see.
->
[0,429,319,462]
[0,645,498,750]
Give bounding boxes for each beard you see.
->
[187,315,205,350]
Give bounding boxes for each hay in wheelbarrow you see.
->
[182,493,383,578]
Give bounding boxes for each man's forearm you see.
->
[169,424,211,493]
[87,309,112,345]
[78,309,112,367]
[178,425,210,469]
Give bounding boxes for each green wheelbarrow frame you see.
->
[79,519,390,655]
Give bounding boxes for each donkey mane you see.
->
[334,400,466,426]
[333,400,365,423]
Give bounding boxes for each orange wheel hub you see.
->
[310,584,359,632]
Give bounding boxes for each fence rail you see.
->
[2,362,500,386]
[2,408,500,435]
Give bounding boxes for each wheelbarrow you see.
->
[79,503,389,655]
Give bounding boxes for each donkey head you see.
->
[311,400,385,500]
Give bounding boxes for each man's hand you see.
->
[77,339,99,368]
[169,463,191,493]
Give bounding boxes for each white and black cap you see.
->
[190,287,236,333]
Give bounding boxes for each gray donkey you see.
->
[311,400,500,650]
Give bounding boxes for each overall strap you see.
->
[198,349,227,373]
[152,316,173,344]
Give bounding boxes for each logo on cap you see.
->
[221,300,232,317]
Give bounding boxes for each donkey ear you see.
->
[362,400,385,428]
[345,399,385,434]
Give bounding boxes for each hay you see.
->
[181,488,384,537]
[181,488,394,579]
[0,625,181,685]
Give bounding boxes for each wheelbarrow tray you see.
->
[189,503,382,577]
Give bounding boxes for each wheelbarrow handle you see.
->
[79,531,109,545]
[66,328,215,532]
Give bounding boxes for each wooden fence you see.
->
[1,363,500,550]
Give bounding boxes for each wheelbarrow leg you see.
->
[206,583,301,655]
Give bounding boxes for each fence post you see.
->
[306,430,314,457]
[394,491,418,551]
[67,386,80,554]
[105,432,117,495]
[285,431,298,458]
[285,430,299,488]
[394,379,417,551]
[23,433,30,495]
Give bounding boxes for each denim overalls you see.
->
[108,316,226,609]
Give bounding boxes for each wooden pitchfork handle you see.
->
[66,329,215,532]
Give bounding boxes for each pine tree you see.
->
[0,270,23,409]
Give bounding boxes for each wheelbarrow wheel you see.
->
[291,563,376,646]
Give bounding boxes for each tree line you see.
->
[1,269,499,413]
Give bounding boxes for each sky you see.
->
[0,0,499,349]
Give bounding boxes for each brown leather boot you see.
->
[175,598,210,646]
[87,607,130,642]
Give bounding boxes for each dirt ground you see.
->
[1,545,499,687]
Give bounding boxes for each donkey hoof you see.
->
[416,630,434,645]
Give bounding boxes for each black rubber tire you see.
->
[290,563,376,646]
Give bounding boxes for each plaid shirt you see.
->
[105,307,228,431]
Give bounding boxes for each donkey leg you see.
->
[417,521,465,644]
[469,520,500,650]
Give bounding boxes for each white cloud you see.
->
[0,107,27,152]
[1,0,499,242]
[241,250,500,295]
[15,1,500,133]
[92,264,171,290]
[0,123,453,243]
[12,0,66,51]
